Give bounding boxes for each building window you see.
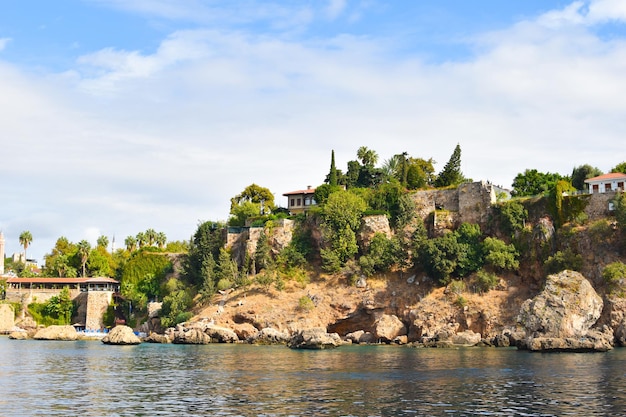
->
[605,183,612,192]
[297,198,301,206]
[291,198,295,207]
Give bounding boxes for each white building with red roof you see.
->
[584,172,626,193]
[283,186,317,214]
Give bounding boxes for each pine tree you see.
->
[435,144,464,187]
[329,150,338,186]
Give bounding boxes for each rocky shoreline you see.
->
[7,270,623,352]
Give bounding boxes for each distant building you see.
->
[585,173,626,193]
[283,186,317,214]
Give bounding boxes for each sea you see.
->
[1,337,625,416]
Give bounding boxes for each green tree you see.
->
[43,287,74,324]
[603,261,626,294]
[356,146,378,167]
[497,200,528,236]
[511,169,564,197]
[44,237,78,277]
[97,235,109,249]
[482,237,519,272]
[125,235,137,252]
[156,232,167,249]
[254,231,273,273]
[614,191,626,230]
[434,144,464,188]
[136,232,146,249]
[571,164,602,191]
[160,289,193,328]
[145,229,157,246]
[230,184,275,215]
[313,183,341,206]
[328,149,338,187]
[216,248,239,289]
[229,201,262,227]
[19,230,33,260]
[420,232,463,285]
[611,162,626,174]
[186,221,225,287]
[76,240,91,277]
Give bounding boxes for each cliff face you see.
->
[181,185,625,348]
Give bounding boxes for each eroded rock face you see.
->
[247,327,290,345]
[102,325,141,345]
[34,325,78,341]
[518,270,603,338]
[517,270,611,351]
[374,314,407,342]
[288,328,342,349]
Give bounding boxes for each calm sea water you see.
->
[1,337,626,416]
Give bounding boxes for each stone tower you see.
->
[0,231,5,275]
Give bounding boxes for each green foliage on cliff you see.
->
[603,262,626,295]
[544,248,583,274]
[120,251,173,309]
[28,288,75,326]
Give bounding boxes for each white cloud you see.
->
[325,0,347,20]
[4,0,626,262]
[0,38,11,51]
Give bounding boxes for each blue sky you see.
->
[1,0,626,264]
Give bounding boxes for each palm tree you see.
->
[77,240,91,277]
[125,235,137,252]
[136,232,146,249]
[97,235,109,249]
[19,231,33,261]
[145,229,157,247]
[156,232,167,249]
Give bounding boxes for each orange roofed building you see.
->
[283,186,317,214]
[584,172,626,194]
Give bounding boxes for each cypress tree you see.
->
[329,150,338,186]
[435,144,464,187]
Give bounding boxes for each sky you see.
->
[1,0,626,265]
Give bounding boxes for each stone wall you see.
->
[410,181,497,233]
[5,288,82,305]
[584,191,617,220]
[85,291,113,330]
[226,219,295,261]
[0,304,14,333]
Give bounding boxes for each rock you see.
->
[206,325,239,343]
[523,327,614,352]
[34,325,78,341]
[288,328,343,349]
[9,330,28,340]
[144,332,171,343]
[490,333,511,348]
[248,327,290,345]
[172,327,211,344]
[102,325,141,345]
[517,270,610,351]
[231,322,258,340]
[374,314,407,342]
[518,270,603,338]
[450,330,482,346]
[393,335,408,345]
[355,276,367,288]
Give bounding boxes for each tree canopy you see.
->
[434,144,464,188]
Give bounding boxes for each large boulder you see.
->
[102,325,141,345]
[9,330,29,340]
[517,270,610,351]
[205,325,239,343]
[288,328,343,349]
[172,327,211,344]
[374,314,407,342]
[34,325,78,341]
[248,327,290,345]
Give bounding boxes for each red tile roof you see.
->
[6,276,118,284]
[585,172,626,183]
[283,187,316,196]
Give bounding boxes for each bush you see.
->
[603,262,626,295]
[475,270,499,293]
[544,249,583,274]
[447,279,466,295]
[297,296,315,312]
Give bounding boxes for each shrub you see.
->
[216,278,233,291]
[475,270,499,293]
[447,279,466,295]
[297,296,315,312]
[603,262,626,295]
[544,249,583,274]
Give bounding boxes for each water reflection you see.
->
[1,338,626,416]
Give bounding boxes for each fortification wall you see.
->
[410,181,497,231]
[4,288,82,305]
[85,291,113,330]
[0,304,14,333]
[584,191,617,220]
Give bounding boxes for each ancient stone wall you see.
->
[226,219,295,260]
[85,291,113,330]
[584,191,617,220]
[0,304,14,333]
[410,181,497,233]
[4,288,82,305]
